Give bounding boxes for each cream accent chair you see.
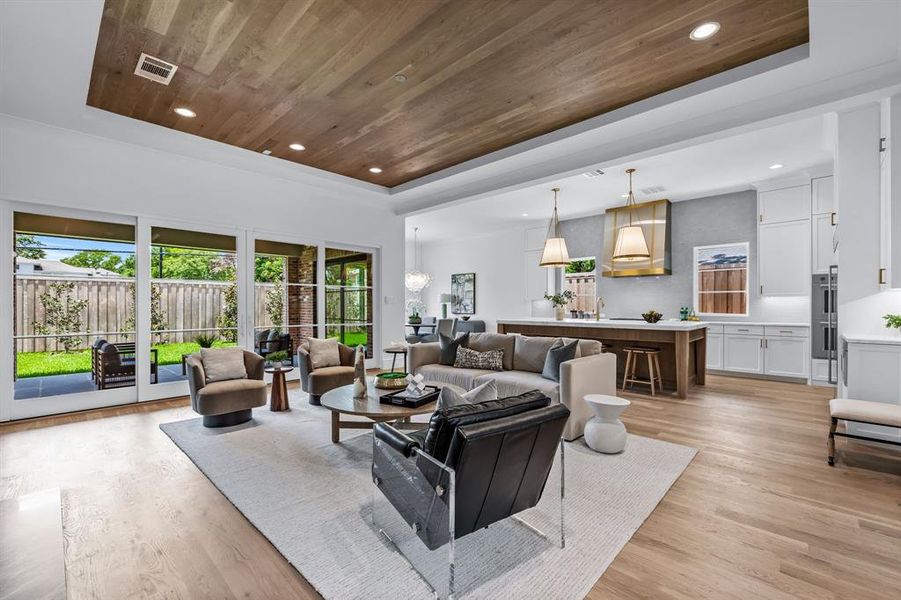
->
[409,333,616,441]
[186,350,267,427]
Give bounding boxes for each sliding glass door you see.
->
[2,203,380,419]
[325,248,374,360]
[10,210,138,418]
[253,239,318,376]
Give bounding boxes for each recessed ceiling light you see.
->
[262,149,272,155]
[289,143,305,151]
[174,107,196,118]
[690,21,721,41]
[769,163,784,170]
[621,194,629,198]
[521,213,529,217]
[369,167,383,174]
[393,73,408,83]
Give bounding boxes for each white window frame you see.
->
[693,242,750,317]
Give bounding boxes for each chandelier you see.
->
[405,226,432,292]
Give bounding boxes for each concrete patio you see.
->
[14,364,187,400]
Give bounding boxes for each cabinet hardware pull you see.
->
[879,268,886,285]
[830,212,836,226]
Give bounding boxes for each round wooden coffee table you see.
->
[320,381,441,443]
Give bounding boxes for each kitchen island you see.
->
[497,318,708,398]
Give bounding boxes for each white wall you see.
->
[417,227,532,332]
[0,114,406,366]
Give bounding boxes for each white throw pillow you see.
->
[308,337,341,369]
[438,380,498,410]
[200,347,247,383]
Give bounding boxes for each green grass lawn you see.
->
[16,340,236,378]
[18,332,369,378]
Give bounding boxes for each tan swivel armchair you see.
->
[297,341,355,405]
[186,350,267,427]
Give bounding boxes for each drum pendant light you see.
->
[612,169,651,262]
[539,187,571,268]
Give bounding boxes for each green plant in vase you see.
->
[408,311,422,325]
[544,290,574,320]
[883,314,901,332]
[265,350,290,367]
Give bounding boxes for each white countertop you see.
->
[497,318,708,331]
[842,333,901,346]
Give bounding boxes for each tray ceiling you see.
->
[87,0,808,187]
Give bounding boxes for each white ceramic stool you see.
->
[583,394,631,454]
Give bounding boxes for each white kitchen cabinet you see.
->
[812,212,838,273]
[758,220,810,296]
[842,339,901,442]
[758,185,810,224]
[706,332,723,370]
[764,336,809,378]
[723,334,764,373]
[811,176,835,214]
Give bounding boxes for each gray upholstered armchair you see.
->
[297,341,355,405]
[186,350,267,427]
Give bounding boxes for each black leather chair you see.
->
[372,391,568,551]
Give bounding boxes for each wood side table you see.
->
[265,365,294,412]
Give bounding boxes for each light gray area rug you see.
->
[161,392,696,599]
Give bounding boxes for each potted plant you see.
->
[408,311,422,325]
[544,291,575,321]
[265,350,290,368]
[883,314,901,333]
[193,332,218,348]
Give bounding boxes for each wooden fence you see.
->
[564,273,597,313]
[15,276,278,353]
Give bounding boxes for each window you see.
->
[13,212,136,399]
[325,248,373,358]
[254,240,318,365]
[148,227,238,384]
[563,257,596,315]
[694,243,749,316]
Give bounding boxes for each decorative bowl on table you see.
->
[375,372,408,390]
[641,310,663,323]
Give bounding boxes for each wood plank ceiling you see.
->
[87,0,809,187]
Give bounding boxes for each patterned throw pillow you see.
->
[453,347,504,371]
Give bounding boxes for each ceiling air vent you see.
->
[582,169,605,179]
[134,53,178,85]
[641,185,666,195]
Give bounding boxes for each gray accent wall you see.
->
[560,190,809,323]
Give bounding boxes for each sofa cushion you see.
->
[417,364,495,390]
[308,337,341,369]
[423,390,551,462]
[542,339,579,382]
[438,379,498,410]
[512,335,561,373]
[438,332,470,366]
[200,347,247,383]
[195,378,267,415]
[475,370,560,403]
[563,338,603,358]
[468,333,515,370]
[307,365,354,395]
[454,347,504,371]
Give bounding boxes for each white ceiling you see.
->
[407,115,834,242]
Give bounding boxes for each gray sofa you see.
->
[408,332,617,441]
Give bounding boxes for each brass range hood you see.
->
[601,169,671,277]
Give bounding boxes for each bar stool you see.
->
[622,346,663,395]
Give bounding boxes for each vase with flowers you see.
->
[544,290,575,320]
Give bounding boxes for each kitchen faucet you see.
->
[595,296,606,320]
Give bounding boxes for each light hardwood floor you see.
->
[1,376,899,599]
